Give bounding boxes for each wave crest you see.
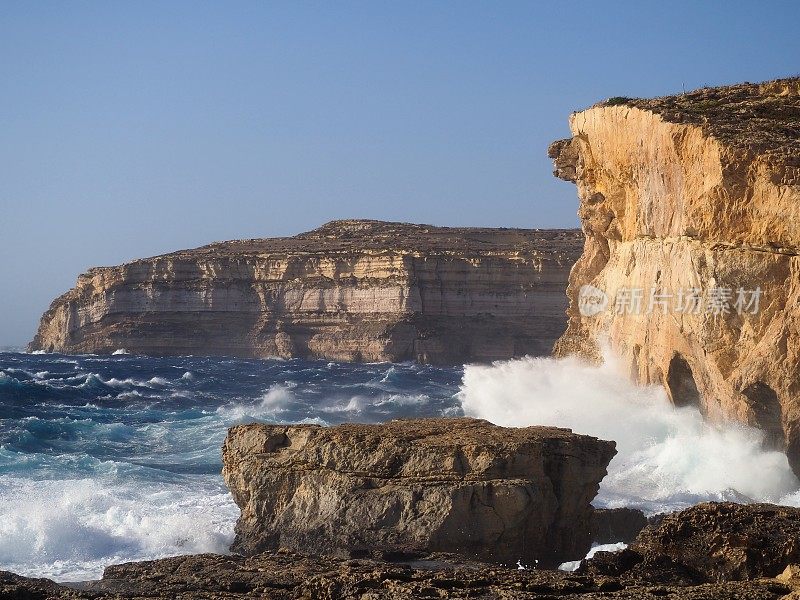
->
[458,354,800,513]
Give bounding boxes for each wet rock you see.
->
[0,570,76,599]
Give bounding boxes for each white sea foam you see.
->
[459,353,800,514]
[374,393,430,407]
[559,542,628,572]
[112,349,129,355]
[260,382,296,409]
[116,391,146,400]
[320,395,366,413]
[216,383,298,423]
[77,374,107,389]
[102,376,172,389]
[0,476,238,582]
[379,366,397,383]
[103,377,139,388]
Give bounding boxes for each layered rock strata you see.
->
[29,220,582,364]
[549,79,800,469]
[221,417,616,568]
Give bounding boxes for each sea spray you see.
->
[0,476,237,581]
[0,351,463,580]
[458,353,800,513]
[8,347,797,581]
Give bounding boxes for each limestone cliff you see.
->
[29,220,581,364]
[222,418,616,567]
[549,79,800,468]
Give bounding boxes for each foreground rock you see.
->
[28,220,582,364]
[222,417,616,568]
[549,78,800,471]
[590,507,648,544]
[583,502,800,584]
[4,551,794,599]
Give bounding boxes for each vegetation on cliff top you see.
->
[596,77,800,163]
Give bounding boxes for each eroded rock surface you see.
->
[3,551,794,599]
[222,417,616,568]
[29,220,582,364]
[582,502,800,584]
[549,78,800,470]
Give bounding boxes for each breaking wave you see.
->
[4,347,800,581]
[0,476,236,581]
[459,353,800,514]
[0,352,463,580]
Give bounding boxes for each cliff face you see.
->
[29,220,582,364]
[222,418,616,567]
[549,79,800,468]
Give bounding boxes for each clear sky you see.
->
[1,1,798,347]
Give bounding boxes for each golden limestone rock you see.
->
[549,78,800,471]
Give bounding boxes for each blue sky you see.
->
[2,1,799,345]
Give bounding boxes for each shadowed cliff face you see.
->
[549,78,800,472]
[29,220,582,365]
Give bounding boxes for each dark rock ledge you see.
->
[3,549,795,599]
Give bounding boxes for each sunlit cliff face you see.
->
[28,221,582,365]
[547,80,800,474]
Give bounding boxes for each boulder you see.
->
[583,502,800,583]
[222,417,616,568]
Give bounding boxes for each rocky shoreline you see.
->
[7,548,795,599]
[6,419,800,599]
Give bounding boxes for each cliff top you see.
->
[120,220,582,266]
[228,417,600,448]
[223,417,616,480]
[593,77,800,163]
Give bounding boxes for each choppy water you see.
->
[0,352,462,581]
[2,350,800,582]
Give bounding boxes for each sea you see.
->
[2,349,800,581]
